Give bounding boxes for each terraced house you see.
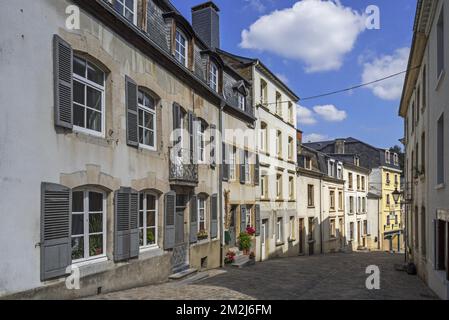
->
[0,0,256,299]
[218,50,299,261]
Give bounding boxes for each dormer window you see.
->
[238,93,246,111]
[385,151,391,164]
[112,0,137,24]
[175,30,188,67]
[393,153,399,166]
[209,62,218,92]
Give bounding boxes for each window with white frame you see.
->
[73,56,105,136]
[330,219,336,238]
[276,130,282,157]
[288,102,294,124]
[288,137,294,161]
[276,217,283,243]
[261,175,268,199]
[244,151,251,183]
[112,0,137,24]
[238,93,246,111]
[260,122,267,152]
[209,62,218,92]
[71,189,106,262]
[275,91,282,115]
[289,176,295,200]
[289,217,295,240]
[276,174,283,199]
[198,197,206,231]
[304,156,312,170]
[245,206,252,228]
[229,146,236,180]
[139,193,158,248]
[328,161,335,177]
[198,121,206,163]
[385,151,391,164]
[260,79,268,105]
[393,153,399,166]
[338,191,343,210]
[175,29,188,67]
[138,90,157,150]
[330,190,335,210]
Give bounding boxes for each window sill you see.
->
[435,183,446,190]
[275,241,285,247]
[288,238,296,243]
[307,206,315,209]
[73,127,106,139]
[72,255,108,268]
[140,245,159,253]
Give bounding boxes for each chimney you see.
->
[334,139,345,154]
[191,1,220,50]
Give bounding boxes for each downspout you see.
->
[219,99,226,268]
[320,176,323,254]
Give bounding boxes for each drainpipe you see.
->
[218,99,226,268]
[320,176,323,254]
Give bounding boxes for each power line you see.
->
[262,65,421,104]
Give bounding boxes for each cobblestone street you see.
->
[89,252,438,300]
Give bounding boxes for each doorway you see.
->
[299,218,305,255]
[308,217,315,255]
[261,220,268,261]
[229,206,237,247]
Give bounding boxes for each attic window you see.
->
[112,0,137,25]
[238,93,245,111]
[175,29,188,67]
[209,62,218,92]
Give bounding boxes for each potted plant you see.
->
[238,232,252,255]
[197,230,209,241]
[224,250,236,265]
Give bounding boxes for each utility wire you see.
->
[262,65,421,104]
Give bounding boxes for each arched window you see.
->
[139,192,159,249]
[73,56,106,137]
[138,89,157,150]
[175,29,188,67]
[209,62,219,92]
[71,188,107,262]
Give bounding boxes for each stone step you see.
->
[178,272,210,285]
[232,255,255,268]
[169,268,198,280]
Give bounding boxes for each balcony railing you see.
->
[169,147,198,186]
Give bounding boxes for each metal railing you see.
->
[169,147,198,185]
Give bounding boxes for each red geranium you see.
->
[246,226,256,235]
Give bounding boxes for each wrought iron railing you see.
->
[169,147,198,185]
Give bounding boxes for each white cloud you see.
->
[303,133,329,143]
[297,105,316,125]
[313,105,347,122]
[240,0,366,73]
[362,47,410,100]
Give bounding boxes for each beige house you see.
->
[399,0,449,300]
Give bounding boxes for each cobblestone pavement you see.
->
[89,252,438,300]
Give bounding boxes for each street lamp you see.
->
[392,188,401,204]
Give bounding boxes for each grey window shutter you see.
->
[188,111,196,163]
[114,188,131,262]
[255,205,261,236]
[190,195,198,243]
[240,206,247,233]
[164,191,176,250]
[126,76,139,147]
[254,154,260,186]
[240,149,246,184]
[210,125,217,168]
[173,103,181,130]
[222,143,229,181]
[53,35,73,130]
[41,182,72,281]
[210,194,218,239]
[129,191,139,259]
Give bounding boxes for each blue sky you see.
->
[171,0,416,149]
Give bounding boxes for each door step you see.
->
[231,255,255,268]
[169,267,198,280]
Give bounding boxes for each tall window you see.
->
[386,173,391,185]
[357,197,361,213]
[437,9,445,78]
[289,217,295,240]
[422,66,427,109]
[209,62,218,92]
[113,0,136,24]
[71,189,106,262]
[349,196,354,214]
[245,207,252,228]
[394,153,399,166]
[175,30,188,67]
[198,122,206,163]
[330,219,336,238]
[198,197,206,231]
[361,176,366,191]
[328,161,335,177]
[362,197,366,213]
[288,137,294,161]
[386,194,391,206]
[244,151,251,183]
[261,175,268,199]
[437,113,445,185]
[330,190,335,210]
[385,151,391,164]
[260,122,268,152]
[276,91,282,115]
[289,176,295,200]
[276,174,283,199]
[238,93,246,111]
[349,222,354,240]
[338,191,343,210]
[421,207,426,256]
[307,185,314,207]
[357,175,360,190]
[73,56,105,136]
[348,172,353,189]
[288,102,294,124]
[363,220,368,235]
[416,87,421,123]
[276,217,283,243]
[304,156,312,170]
[229,146,236,180]
[276,130,282,157]
[421,132,426,173]
[260,79,268,105]
[138,90,156,150]
[139,193,158,248]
